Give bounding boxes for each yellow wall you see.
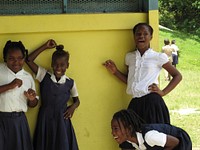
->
[0,13,158,150]
[148,10,160,50]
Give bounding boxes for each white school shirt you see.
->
[171,44,179,55]
[127,131,167,150]
[0,63,36,112]
[36,66,78,97]
[125,48,168,98]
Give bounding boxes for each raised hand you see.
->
[45,39,57,49]
[103,59,118,74]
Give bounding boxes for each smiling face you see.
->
[51,56,69,80]
[111,119,131,144]
[134,25,152,53]
[6,48,25,73]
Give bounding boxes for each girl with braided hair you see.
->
[111,109,192,150]
[0,40,38,150]
[26,39,80,150]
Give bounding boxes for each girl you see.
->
[103,23,182,124]
[0,40,38,150]
[111,109,192,150]
[26,39,80,150]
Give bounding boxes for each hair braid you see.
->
[3,40,28,62]
[113,109,145,138]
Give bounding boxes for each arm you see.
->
[164,135,179,150]
[162,62,182,96]
[0,78,22,94]
[64,97,80,119]
[26,39,57,74]
[148,62,182,96]
[103,59,127,84]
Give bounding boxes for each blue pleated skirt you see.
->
[0,112,33,150]
[33,107,79,150]
[128,93,170,124]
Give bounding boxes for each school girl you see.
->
[26,39,80,150]
[0,40,38,150]
[104,23,182,124]
[111,109,192,150]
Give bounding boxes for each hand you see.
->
[103,60,118,74]
[148,83,165,96]
[10,78,23,88]
[24,88,36,101]
[45,39,57,49]
[63,105,76,119]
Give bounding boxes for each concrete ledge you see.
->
[0,13,147,34]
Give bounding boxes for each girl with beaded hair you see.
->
[0,40,38,150]
[111,109,192,150]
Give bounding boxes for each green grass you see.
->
[159,29,200,148]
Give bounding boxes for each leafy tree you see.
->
[159,0,200,36]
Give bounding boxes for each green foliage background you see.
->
[158,0,200,36]
[159,29,200,148]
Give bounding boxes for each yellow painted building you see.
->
[0,1,159,149]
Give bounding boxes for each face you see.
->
[52,56,69,79]
[6,48,25,73]
[111,119,130,144]
[134,25,152,52]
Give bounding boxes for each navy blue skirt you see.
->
[0,112,33,150]
[33,107,79,150]
[172,54,178,65]
[128,93,170,124]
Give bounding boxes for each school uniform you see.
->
[0,63,36,150]
[171,44,179,65]
[126,49,170,124]
[120,124,192,150]
[33,66,79,150]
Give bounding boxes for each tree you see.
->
[159,0,200,36]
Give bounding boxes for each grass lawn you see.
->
[159,29,200,148]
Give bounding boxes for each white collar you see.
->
[136,48,152,57]
[50,73,70,84]
[6,64,25,75]
[127,132,146,150]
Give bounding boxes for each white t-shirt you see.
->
[171,44,179,55]
[0,63,36,112]
[36,66,78,97]
[125,48,168,98]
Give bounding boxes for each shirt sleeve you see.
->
[36,66,47,82]
[125,52,134,66]
[70,81,79,97]
[158,53,169,67]
[144,130,167,147]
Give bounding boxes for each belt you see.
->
[0,111,24,117]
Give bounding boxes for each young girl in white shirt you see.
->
[103,23,182,124]
[111,109,192,150]
[0,40,38,150]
